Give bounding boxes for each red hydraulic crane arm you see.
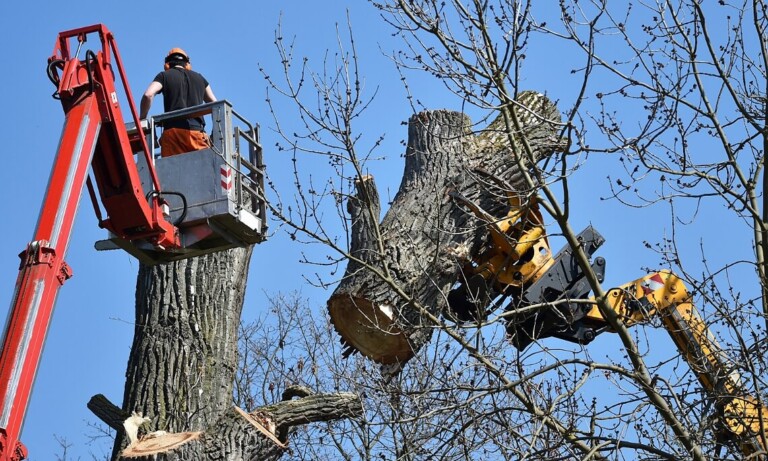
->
[52,25,159,190]
[0,24,178,460]
[49,25,177,245]
[0,92,102,461]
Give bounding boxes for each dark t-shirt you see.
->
[152,67,210,130]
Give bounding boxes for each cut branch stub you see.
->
[90,391,361,460]
[328,92,563,366]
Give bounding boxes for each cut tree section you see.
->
[328,91,563,366]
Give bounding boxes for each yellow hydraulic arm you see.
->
[447,198,767,456]
[586,271,768,456]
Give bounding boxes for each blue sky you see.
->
[0,1,756,460]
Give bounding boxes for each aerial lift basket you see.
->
[96,100,267,264]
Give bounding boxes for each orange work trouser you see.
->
[160,127,211,157]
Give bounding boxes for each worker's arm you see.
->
[204,85,216,103]
[139,81,163,119]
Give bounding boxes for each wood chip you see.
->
[120,431,202,458]
[234,407,287,448]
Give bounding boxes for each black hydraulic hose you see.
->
[147,190,188,227]
[46,59,64,86]
[47,59,64,99]
[163,191,188,226]
[48,50,98,98]
[84,50,97,94]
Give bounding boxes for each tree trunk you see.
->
[328,91,563,366]
[111,247,251,459]
[99,248,361,460]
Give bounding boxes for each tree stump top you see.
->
[329,295,414,364]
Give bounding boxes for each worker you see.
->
[140,48,217,157]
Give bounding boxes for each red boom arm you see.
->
[0,25,179,460]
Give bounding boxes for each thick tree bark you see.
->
[111,247,252,459]
[104,247,361,460]
[328,91,563,365]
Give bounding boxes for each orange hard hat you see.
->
[165,48,189,63]
[164,48,191,70]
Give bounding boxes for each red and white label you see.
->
[641,273,665,295]
[221,166,232,195]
